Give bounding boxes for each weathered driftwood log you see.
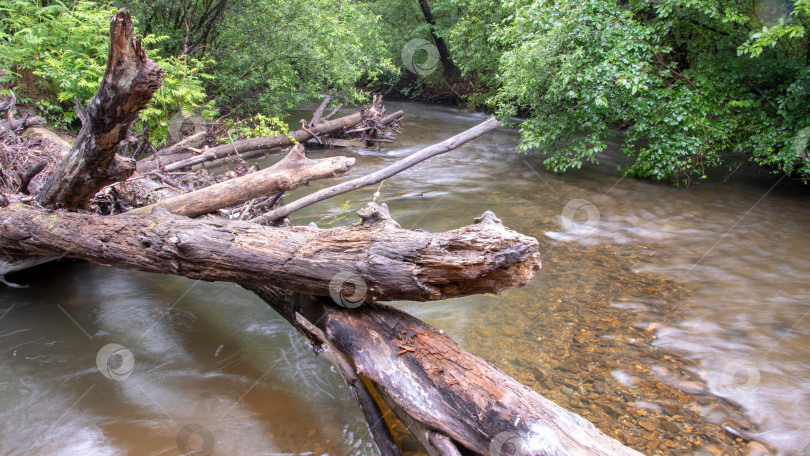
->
[306,109,405,149]
[252,117,499,224]
[161,111,365,172]
[0,203,539,301]
[135,150,195,173]
[309,96,332,127]
[135,131,206,173]
[248,286,644,456]
[37,9,162,210]
[125,145,355,217]
[0,115,46,135]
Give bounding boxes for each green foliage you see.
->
[467,0,810,182]
[207,0,397,117]
[0,0,214,140]
[446,0,511,92]
[229,113,289,139]
[138,52,216,141]
[124,0,398,117]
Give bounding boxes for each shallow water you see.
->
[1,102,808,455]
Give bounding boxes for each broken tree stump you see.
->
[37,9,163,210]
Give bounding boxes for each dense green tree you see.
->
[208,0,395,115]
[450,0,810,182]
[3,0,808,183]
[122,0,396,116]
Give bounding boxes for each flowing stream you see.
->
[1,102,808,455]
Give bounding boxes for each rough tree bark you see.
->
[37,9,163,210]
[246,284,644,456]
[0,204,539,302]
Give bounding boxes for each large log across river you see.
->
[0,204,539,302]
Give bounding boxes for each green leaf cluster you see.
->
[0,0,214,140]
[123,0,398,118]
[447,0,810,182]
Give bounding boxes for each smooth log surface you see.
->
[37,9,163,209]
[0,204,539,301]
[125,145,355,217]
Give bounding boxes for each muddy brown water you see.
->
[1,102,809,455]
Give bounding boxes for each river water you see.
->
[1,102,808,455]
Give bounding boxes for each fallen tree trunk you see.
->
[160,111,364,172]
[37,9,162,210]
[326,302,644,456]
[246,287,643,456]
[125,144,354,217]
[0,203,539,302]
[0,9,645,455]
[135,150,195,173]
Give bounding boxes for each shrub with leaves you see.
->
[229,113,290,139]
[481,0,810,183]
[0,0,214,140]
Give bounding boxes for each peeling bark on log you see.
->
[161,111,365,172]
[36,9,163,210]
[246,289,643,456]
[320,302,644,455]
[0,204,539,301]
[125,145,355,217]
